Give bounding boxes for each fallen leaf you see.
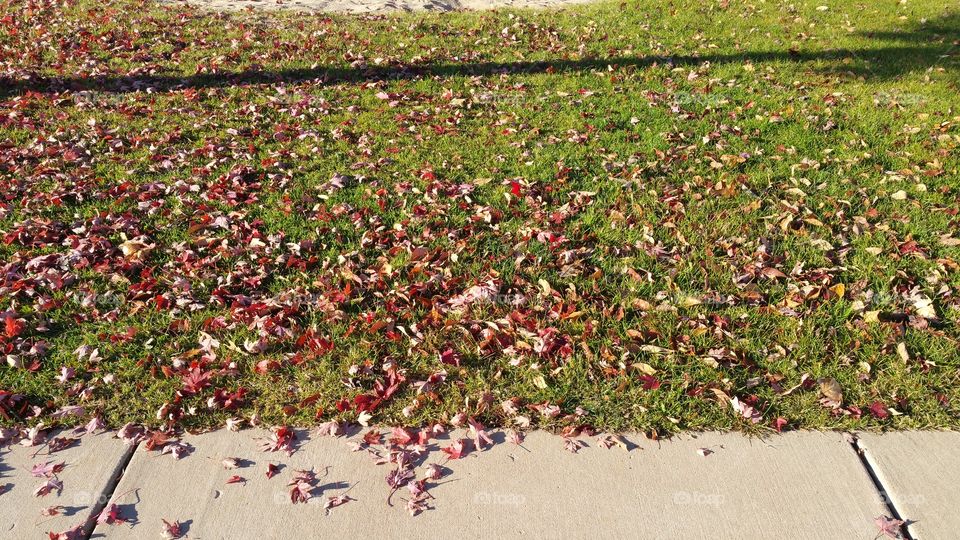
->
[818,378,843,406]
[161,519,184,539]
[730,397,762,423]
[874,515,904,539]
[441,439,468,460]
[34,477,63,497]
[325,494,354,512]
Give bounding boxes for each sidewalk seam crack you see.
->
[81,441,139,540]
[847,433,915,540]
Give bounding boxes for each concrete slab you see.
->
[857,431,960,540]
[0,431,135,538]
[93,429,887,539]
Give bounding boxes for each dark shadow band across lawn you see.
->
[1,13,957,97]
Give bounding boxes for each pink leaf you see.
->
[34,477,63,497]
[731,397,762,423]
[116,423,146,446]
[288,469,317,504]
[160,441,192,460]
[406,494,431,516]
[325,494,353,512]
[41,505,65,517]
[31,461,65,478]
[467,417,493,450]
[424,463,443,480]
[874,515,905,539]
[563,438,585,453]
[315,421,341,437]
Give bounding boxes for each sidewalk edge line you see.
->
[81,440,140,539]
[848,433,915,540]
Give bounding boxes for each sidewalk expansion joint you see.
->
[847,433,914,540]
[81,441,140,540]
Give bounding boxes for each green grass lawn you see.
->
[0,0,958,436]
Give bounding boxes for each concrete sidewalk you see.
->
[1,428,954,539]
[0,431,134,538]
[856,432,959,540]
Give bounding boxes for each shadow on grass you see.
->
[0,13,956,97]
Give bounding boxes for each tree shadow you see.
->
[0,12,956,98]
[834,12,959,80]
[0,458,12,479]
[0,454,13,496]
[857,12,960,44]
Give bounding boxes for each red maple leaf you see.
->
[325,494,353,512]
[143,430,174,451]
[639,375,661,391]
[181,368,213,395]
[296,330,334,356]
[467,417,493,450]
[288,469,316,504]
[34,477,63,497]
[868,401,890,420]
[255,359,280,374]
[439,347,461,367]
[373,368,406,401]
[353,393,381,413]
[4,317,24,338]
[47,437,78,453]
[96,503,126,525]
[362,429,382,446]
[441,439,469,460]
[162,519,184,539]
[261,426,296,455]
[210,387,246,410]
[0,390,26,420]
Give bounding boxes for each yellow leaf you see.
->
[830,283,845,298]
[897,343,910,362]
[538,279,553,296]
[631,362,658,376]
